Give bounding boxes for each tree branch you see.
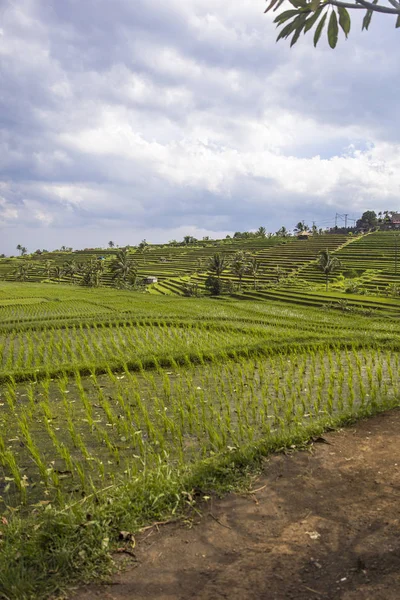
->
[352,0,400,13]
[325,0,400,13]
[326,0,365,8]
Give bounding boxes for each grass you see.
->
[0,281,399,599]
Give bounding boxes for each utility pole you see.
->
[344,214,348,228]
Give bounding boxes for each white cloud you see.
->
[0,0,399,253]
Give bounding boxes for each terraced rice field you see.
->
[1,282,399,508]
[3,232,400,301]
[0,241,400,598]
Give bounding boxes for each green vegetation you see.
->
[267,0,400,49]
[0,231,400,598]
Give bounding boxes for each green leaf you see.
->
[290,13,308,46]
[277,18,300,41]
[327,10,338,49]
[289,0,308,8]
[274,9,301,25]
[338,6,351,38]
[396,14,400,28]
[310,0,320,11]
[304,7,323,33]
[264,0,280,13]
[362,9,373,30]
[313,12,327,47]
[362,0,377,31]
[273,0,286,12]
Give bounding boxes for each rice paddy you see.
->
[0,280,399,599]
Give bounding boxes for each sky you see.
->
[0,0,399,254]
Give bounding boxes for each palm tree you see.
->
[14,262,29,281]
[317,250,341,291]
[43,260,52,279]
[230,251,248,291]
[208,253,227,281]
[63,259,78,284]
[274,265,286,283]
[247,257,261,289]
[94,259,106,287]
[108,241,115,248]
[138,240,149,264]
[256,226,267,238]
[53,265,64,283]
[110,247,137,286]
[294,221,309,233]
[16,244,22,255]
[276,226,289,238]
[81,260,96,287]
[127,262,138,287]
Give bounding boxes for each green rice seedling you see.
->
[386,352,394,386]
[61,393,80,449]
[4,331,16,371]
[2,448,27,503]
[326,371,336,414]
[90,371,118,428]
[0,336,6,367]
[25,384,36,411]
[376,360,383,388]
[4,380,16,412]
[105,365,118,385]
[18,415,49,483]
[40,401,74,472]
[74,371,94,428]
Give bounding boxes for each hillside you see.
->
[2,231,400,314]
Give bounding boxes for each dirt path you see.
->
[73,409,400,600]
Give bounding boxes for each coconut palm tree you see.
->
[230,251,248,291]
[94,259,106,287]
[52,265,64,283]
[43,260,52,279]
[14,262,29,281]
[110,247,137,287]
[81,259,105,287]
[16,244,23,255]
[247,257,261,290]
[108,241,115,248]
[274,265,286,284]
[276,226,289,238]
[63,259,78,284]
[317,250,341,291]
[208,253,228,281]
[294,221,309,233]
[256,226,267,238]
[138,240,149,264]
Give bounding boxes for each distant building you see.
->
[390,213,400,227]
[296,231,313,240]
[143,276,158,284]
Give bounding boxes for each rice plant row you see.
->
[0,345,398,508]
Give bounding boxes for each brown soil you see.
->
[73,409,400,600]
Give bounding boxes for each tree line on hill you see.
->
[6,208,399,262]
[11,242,341,295]
[183,248,340,296]
[13,248,141,290]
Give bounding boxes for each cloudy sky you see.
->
[0,0,399,253]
